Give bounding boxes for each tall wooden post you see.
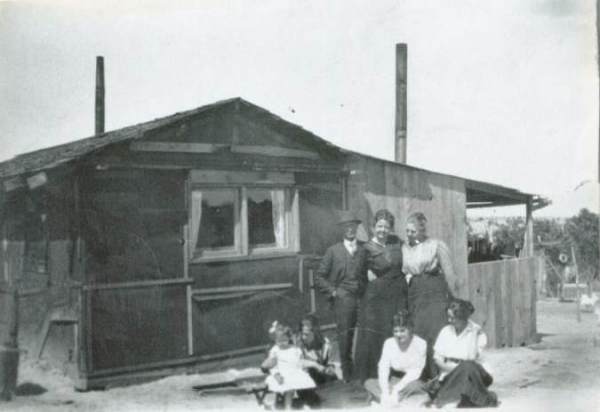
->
[95,56,105,135]
[395,43,407,164]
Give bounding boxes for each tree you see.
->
[565,208,599,282]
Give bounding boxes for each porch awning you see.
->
[466,179,550,210]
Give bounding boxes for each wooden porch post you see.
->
[524,198,534,258]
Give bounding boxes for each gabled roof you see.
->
[0,97,549,209]
[0,98,240,179]
[0,97,344,179]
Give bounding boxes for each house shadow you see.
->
[15,382,47,396]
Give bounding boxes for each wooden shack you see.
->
[0,97,548,389]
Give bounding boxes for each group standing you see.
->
[262,208,497,409]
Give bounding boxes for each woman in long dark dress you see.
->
[355,209,408,383]
[402,212,460,380]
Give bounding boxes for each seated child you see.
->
[262,323,316,409]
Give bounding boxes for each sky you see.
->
[0,0,597,217]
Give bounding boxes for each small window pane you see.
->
[196,189,236,249]
[248,188,286,248]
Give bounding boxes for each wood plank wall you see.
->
[467,256,540,348]
[81,169,187,283]
[0,178,79,364]
[346,155,468,295]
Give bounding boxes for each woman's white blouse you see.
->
[433,320,488,378]
[401,238,458,294]
[378,335,427,395]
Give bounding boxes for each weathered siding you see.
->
[81,169,187,283]
[297,172,343,255]
[346,155,468,293]
[0,176,80,370]
[189,256,303,356]
[189,256,298,288]
[88,284,188,371]
[192,286,304,356]
[467,257,539,347]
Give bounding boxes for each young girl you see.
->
[262,324,316,409]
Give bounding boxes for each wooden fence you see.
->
[467,256,541,348]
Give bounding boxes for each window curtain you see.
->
[189,191,203,257]
[270,190,286,248]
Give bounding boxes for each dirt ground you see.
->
[3,298,600,411]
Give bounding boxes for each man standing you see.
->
[314,210,368,382]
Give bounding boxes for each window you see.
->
[188,175,299,261]
[247,188,285,249]
[194,189,239,254]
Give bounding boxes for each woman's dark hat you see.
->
[337,210,362,225]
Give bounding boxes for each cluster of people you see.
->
[261,209,498,409]
[261,315,336,409]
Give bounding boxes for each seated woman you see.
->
[364,310,427,407]
[295,313,337,384]
[294,314,337,408]
[429,299,498,408]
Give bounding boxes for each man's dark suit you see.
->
[314,242,368,381]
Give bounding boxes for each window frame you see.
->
[187,171,300,263]
[191,187,243,260]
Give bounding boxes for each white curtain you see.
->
[189,191,203,257]
[270,190,285,248]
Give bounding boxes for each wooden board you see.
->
[89,284,188,371]
[347,156,468,296]
[467,257,539,348]
[466,261,497,348]
[191,286,304,356]
[189,255,299,289]
[81,170,185,283]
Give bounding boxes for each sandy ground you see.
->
[3,298,600,412]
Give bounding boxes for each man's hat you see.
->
[337,210,362,225]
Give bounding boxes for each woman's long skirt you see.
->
[408,273,452,379]
[355,277,407,383]
[432,361,497,408]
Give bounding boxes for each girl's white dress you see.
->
[265,345,316,393]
